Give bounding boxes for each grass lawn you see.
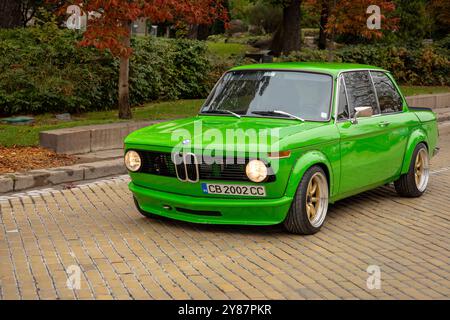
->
[1,85,449,148]
[207,41,252,58]
[0,99,203,147]
[400,85,450,96]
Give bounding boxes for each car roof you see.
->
[230,62,387,76]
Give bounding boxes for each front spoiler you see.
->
[129,182,293,226]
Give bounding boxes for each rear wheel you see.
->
[394,143,430,197]
[283,166,329,235]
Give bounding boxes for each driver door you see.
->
[336,71,395,196]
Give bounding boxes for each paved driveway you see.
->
[1,136,450,300]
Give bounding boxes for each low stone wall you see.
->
[40,121,160,155]
[405,93,450,110]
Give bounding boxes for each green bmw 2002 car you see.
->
[124,62,439,235]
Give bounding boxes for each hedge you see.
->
[1,23,449,116]
[0,23,211,115]
[279,44,450,86]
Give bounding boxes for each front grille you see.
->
[136,150,275,182]
[198,162,248,181]
[139,151,177,177]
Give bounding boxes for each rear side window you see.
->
[371,71,403,113]
[343,71,379,117]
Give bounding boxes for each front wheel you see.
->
[394,143,430,197]
[283,166,329,235]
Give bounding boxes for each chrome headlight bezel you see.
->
[245,159,268,183]
[124,150,142,172]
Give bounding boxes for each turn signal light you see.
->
[267,150,291,159]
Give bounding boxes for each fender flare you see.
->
[400,129,428,175]
[284,150,334,198]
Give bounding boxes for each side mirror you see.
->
[351,106,373,124]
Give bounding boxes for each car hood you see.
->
[124,115,328,152]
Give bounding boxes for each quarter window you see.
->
[371,71,403,113]
[337,77,349,120]
[343,71,379,117]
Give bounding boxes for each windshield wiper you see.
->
[201,109,241,119]
[251,110,305,122]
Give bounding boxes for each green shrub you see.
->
[0,23,116,115]
[129,37,211,105]
[279,45,450,86]
[0,24,212,115]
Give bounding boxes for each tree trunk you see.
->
[270,0,302,56]
[118,21,132,120]
[318,0,329,50]
[197,24,210,40]
[0,0,22,28]
[187,24,199,39]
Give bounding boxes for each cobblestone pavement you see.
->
[1,137,450,300]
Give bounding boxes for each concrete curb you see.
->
[0,159,126,194]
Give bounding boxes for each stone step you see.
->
[76,148,124,162]
[40,121,160,155]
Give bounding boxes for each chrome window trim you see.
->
[334,74,351,123]
[368,71,381,114]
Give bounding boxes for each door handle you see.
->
[378,121,390,127]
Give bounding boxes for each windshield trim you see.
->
[199,69,335,123]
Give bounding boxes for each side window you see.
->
[343,71,379,118]
[337,77,349,120]
[371,71,403,113]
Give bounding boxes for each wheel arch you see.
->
[285,150,334,198]
[401,129,429,175]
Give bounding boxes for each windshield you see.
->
[201,70,333,121]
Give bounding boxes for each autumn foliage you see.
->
[305,0,398,40]
[46,0,228,119]
[51,0,228,57]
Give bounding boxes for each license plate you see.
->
[201,183,266,197]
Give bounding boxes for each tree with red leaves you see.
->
[305,0,398,49]
[53,0,228,119]
[326,0,398,40]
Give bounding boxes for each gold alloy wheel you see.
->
[305,172,329,228]
[414,148,430,192]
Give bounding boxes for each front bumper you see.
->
[129,182,293,225]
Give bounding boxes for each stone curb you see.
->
[0,159,126,194]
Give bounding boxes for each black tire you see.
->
[133,196,160,219]
[283,166,329,235]
[394,143,429,197]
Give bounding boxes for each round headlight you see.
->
[125,150,141,172]
[246,159,268,183]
